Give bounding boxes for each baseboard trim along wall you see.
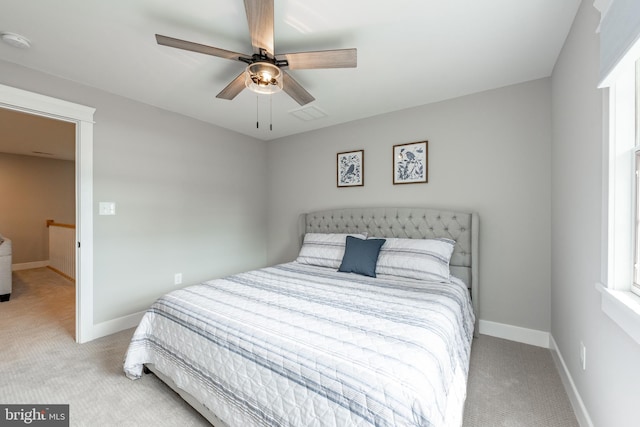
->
[12,261,49,271]
[479,319,550,348]
[94,313,591,424]
[95,315,552,348]
[549,336,594,427]
[92,311,145,341]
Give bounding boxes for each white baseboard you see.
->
[549,335,594,427]
[91,311,145,340]
[12,261,50,271]
[90,313,591,425]
[479,319,550,348]
[89,314,590,425]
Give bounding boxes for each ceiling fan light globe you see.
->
[245,62,283,95]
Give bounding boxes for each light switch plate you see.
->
[99,202,116,215]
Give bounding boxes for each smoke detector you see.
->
[1,32,31,49]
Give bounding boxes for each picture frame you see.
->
[393,141,428,184]
[337,149,364,187]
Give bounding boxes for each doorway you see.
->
[0,108,76,335]
[0,83,95,343]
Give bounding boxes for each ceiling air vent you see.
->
[289,105,327,121]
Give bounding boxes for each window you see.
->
[598,54,640,345]
[633,60,640,296]
[606,56,637,294]
[597,0,640,344]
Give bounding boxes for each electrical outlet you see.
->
[580,342,586,370]
[174,273,182,285]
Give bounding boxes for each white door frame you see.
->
[0,83,95,343]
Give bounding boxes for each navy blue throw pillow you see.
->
[338,236,386,277]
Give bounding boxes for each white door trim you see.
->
[0,83,95,343]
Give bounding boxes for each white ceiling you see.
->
[0,0,580,143]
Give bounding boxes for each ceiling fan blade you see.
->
[283,71,315,106]
[279,48,357,70]
[216,72,247,100]
[156,34,249,61]
[244,0,275,56]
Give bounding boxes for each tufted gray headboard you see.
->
[303,207,479,330]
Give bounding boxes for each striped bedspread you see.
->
[124,262,475,427]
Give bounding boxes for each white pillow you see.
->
[374,237,455,281]
[296,233,367,269]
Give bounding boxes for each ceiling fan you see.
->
[156,0,357,106]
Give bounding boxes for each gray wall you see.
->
[0,153,75,264]
[551,2,640,426]
[267,78,552,333]
[0,59,268,323]
[4,5,638,423]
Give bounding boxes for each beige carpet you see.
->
[1,268,578,426]
[463,335,578,427]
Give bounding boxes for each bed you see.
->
[124,207,479,427]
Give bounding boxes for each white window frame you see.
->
[598,44,640,345]
[635,147,640,295]
[634,61,640,295]
[606,59,636,291]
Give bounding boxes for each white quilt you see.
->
[124,262,475,427]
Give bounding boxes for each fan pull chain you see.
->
[254,96,275,131]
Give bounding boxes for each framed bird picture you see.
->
[337,149,364,187]
[393,141,428,184]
